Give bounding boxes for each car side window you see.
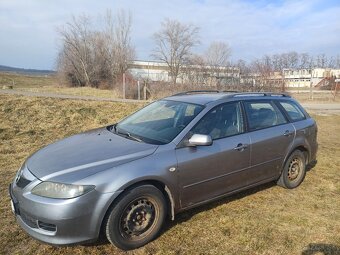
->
[191,102,244,140]
[244,101,287,131]
[279,101,306,121]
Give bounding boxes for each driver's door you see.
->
[176,102,251,208]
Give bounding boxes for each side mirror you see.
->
[188,134,213,146]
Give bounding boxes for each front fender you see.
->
[78,146,180,210]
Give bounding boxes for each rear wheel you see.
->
[105,185,166,250]
[277,150,306,189]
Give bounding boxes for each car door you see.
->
[243,100,295,185]
[176,101,251,208]
[278,100,318,163]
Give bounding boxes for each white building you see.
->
[128,60,339,88]
[283,68,340,88]
[128,60,240,84]
[128,60,170,82]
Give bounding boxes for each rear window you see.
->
[244,101,287,131]
[279,101,305,121]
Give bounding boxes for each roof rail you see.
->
[172,90,240,96]
[229,92,291,98]
[172,90,220,96]
[171,90,291,98]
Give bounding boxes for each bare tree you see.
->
[315,53,328,68]
[57,15,94,86]
[152,19,200,84]
[204,41,231,85]
[271,54,283,71]
[104,9,135,83]
[184,54,209,85]
[57,10,134,88]
[287,51,299,69]
[235,59,248,74]
[336,55,340,69]
[249,58,273,91]
[299,53,311,69]
[204,41,231,67]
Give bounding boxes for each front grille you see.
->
[20,211,38,228]
[38,221,57,232]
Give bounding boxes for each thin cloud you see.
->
[0,0,339,69]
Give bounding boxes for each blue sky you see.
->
[0,0,339,70]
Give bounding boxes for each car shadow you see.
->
[83,164,319,248]
[162,181,276,233]
[301,243,340,255]
[306,160,317,172]
[84,181,276,248]
[162,160,317,232]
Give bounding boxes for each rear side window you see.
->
[279,101,306,121]
[244,101,287,131]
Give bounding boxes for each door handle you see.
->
[283,130,294,136]
[234,143,248,151]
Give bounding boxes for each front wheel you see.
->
[277,150,306,189]
[105,185,167,250]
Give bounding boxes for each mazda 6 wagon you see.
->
[9,91,318,250]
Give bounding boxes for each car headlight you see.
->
[31,182,95,199]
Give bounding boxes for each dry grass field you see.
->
[1,94,340,255]
[0,72,119,99]
[16,86,120,99]
[291,91,339,103]
[0,72,58,89]
[2,71,339,102]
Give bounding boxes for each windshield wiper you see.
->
[115,127,143,143]
[123,132,143,143]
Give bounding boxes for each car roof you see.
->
[164,91,291,105]
[165,93,228,105]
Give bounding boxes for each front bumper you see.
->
[9,178,121,245]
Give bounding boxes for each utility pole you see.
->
[137,80,140,100]
[309,81,313,100]
[123,73,126,99]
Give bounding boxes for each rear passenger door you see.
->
[278,100,318,162]
[243,100,295,184]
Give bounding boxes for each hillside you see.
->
[0,65,55,75]
[0,71,58,88]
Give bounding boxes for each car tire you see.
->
[277,150,306,189]
[105,184,167,250]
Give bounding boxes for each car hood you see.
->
[26,127,158,181]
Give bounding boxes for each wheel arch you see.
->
[99,179,176,239]
[282,144,309,173]
[121,179,176,220]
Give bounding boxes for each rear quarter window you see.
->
[279,101,306,122]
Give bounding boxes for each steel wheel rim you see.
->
[119,197,158,241]
[288,157,303,181]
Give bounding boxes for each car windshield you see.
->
[114,100,204,145]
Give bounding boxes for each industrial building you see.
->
[128,60,339,88]
[128,60,240,85]
[282,68,340,88]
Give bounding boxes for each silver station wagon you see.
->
[9,91,318,250]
